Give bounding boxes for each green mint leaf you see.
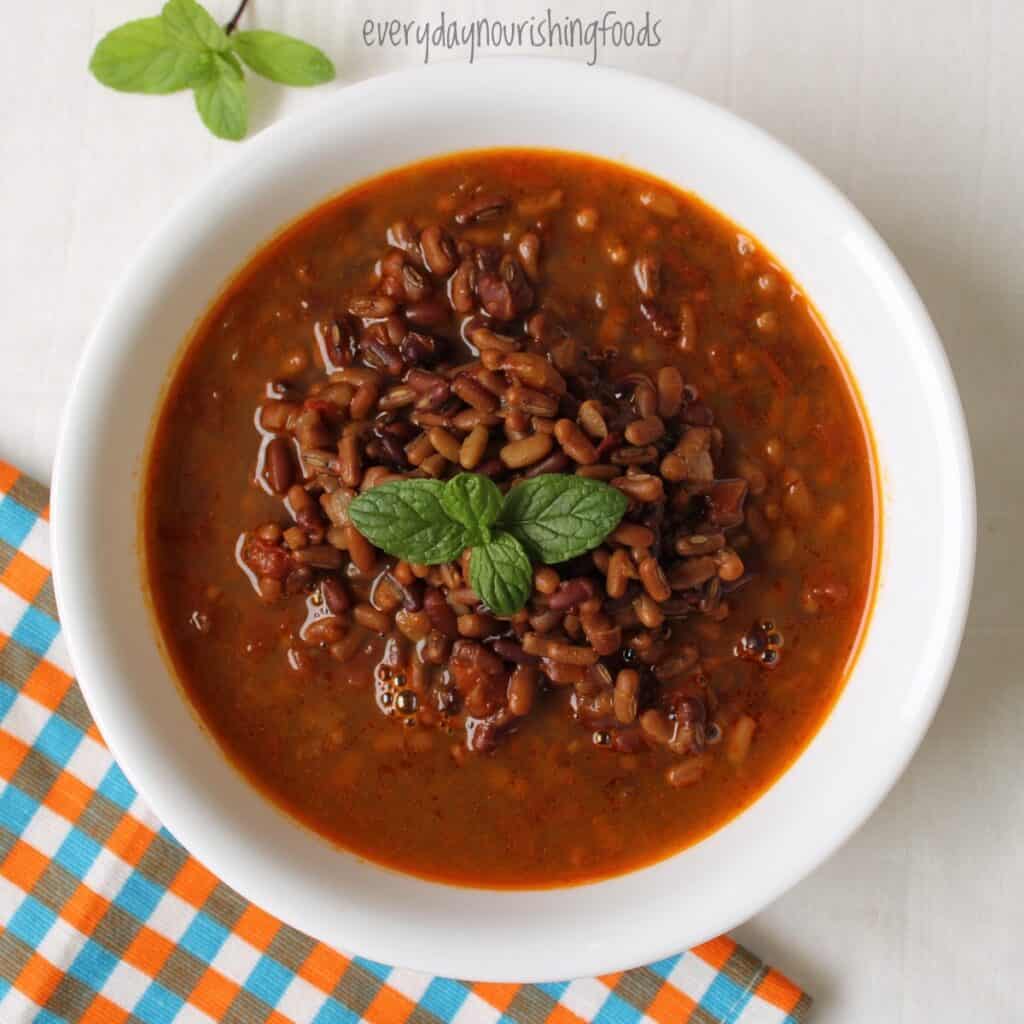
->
[470,531,533,616]
[219,49,245,77]
[89,17,211,94]
[231,29,335,86]
[440,474,502,547]
[162,0,228,52]
[349,479,468,564]
[193,52,248,140]
[499,474,628,564]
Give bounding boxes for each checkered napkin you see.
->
[0,462,811,1024]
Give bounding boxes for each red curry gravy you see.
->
[144,149,878,887]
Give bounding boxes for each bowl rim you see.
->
[51,57,976,981]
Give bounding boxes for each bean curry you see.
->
[145,149,878,887]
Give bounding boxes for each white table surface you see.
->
[3,1,1021,1019]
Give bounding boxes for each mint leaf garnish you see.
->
[470,532,533,617]
[441,474,503,547]
[347,471,627,615]
[499,474,628,564]
[348,480,468,564]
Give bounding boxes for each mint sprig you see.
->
[349,473,627,615]
[88,0,335,141]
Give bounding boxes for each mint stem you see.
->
[224,0,251,35]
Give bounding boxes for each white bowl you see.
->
[52,60,975,981]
